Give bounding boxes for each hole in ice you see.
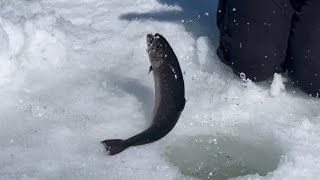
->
[165,134,282,180]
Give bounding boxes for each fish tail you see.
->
[101,139,128,155]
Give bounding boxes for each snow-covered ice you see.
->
[1,0,320,180]
[269,73,287,97]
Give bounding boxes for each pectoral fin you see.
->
[148,66,153,74]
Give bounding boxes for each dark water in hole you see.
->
[165,134,282,180]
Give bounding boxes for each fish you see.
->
[101,33,185,155]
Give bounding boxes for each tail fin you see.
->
[101,139,128,155]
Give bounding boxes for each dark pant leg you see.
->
[217,0,293,81]
[286,0,320,97]
[289,0,305,11]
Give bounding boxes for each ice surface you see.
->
[1,0,320,180]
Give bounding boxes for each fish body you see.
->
[101,33,185,155]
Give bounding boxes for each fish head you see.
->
[146,33,169,68]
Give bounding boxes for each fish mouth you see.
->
[146,34,155,53]
[146,33,161,53]
[147,34,155,47]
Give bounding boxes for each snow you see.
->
[1,0,320,180]
[269,73,287,97]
